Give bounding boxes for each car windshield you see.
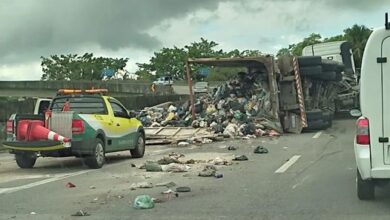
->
[0,0,383,219]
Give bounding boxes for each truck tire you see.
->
[84,138,105,169]
[321,60,341,71]
[357,169,375,200]
[15,153,37,169]
[130,132,145,158]
[304,119,329,131]
[300,66,322,76]
[298,56,322,66]
[306,109,324,121]
[310,71,337,81]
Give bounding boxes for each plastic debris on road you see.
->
[198,164,217,177]
[233,155,249,161]
[176,186,191,192]
[156,181,177,188]
[65,182,76,188]
[71,210,90,217]
[254,146,269,154]
[133,195,155,209]
[130,182,154,190]
[162,163,190,172]
[145,161,163,172]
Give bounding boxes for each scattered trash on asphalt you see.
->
[178,141,190,146]
[131,182,154,189]
[65,182,76,188]
[71,210,90,217]
[162,189,174,194]
[208,157,232,166]
[89,185,96,189]
[157,156,181,165]
[199,164,217,177]
[214,173,224,178]
[145,161,163,172]
[133,195,155,209]
[175,186,191,192]
[185,159,195,164]
[30,212,36,215]
[227,146,237,151]
[254,146,269,154]
[131,163,137,168]
[152,198,164,203]
[233,155,249,161]
[117,195,124,199]
[93,197,99,202]
[156,181,176,188]
[162,163,190,172]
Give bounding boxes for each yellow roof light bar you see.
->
[57,89,108,95]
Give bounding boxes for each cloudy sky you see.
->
[0,0,389,80]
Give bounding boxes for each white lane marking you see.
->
[312,131,322,139]
[292,175,309,189]
[275,155,301,173]
[0,170,88,195]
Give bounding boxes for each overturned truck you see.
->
[185,56,306,134]
[186,54,356,134]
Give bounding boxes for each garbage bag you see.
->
[133,195,155,209]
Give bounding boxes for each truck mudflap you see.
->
[2,140,68,151]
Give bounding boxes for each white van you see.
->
[354,17,390,200]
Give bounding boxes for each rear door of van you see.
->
[382,36,390,165]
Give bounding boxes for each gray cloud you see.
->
[0,0,225,64]
[325,0,389,10]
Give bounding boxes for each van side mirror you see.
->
[350,109,362,117]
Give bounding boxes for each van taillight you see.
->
[72,119,85,134]
[6,120,13,133]
[356,118,370,145]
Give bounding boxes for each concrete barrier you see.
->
[0,80,174,97]
[0,95,189,122]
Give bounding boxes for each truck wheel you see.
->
[298,56,322,66]
[15,153,37,169]
[85,139,105,169]
[130,132,145,158]
[357,169,375,200]
[300,66,322,76]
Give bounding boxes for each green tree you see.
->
[343,24,372,68]
[41,53,129,80]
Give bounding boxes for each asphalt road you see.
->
[1,118,390,220]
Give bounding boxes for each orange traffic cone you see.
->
[17,120,43,140]
[27,121,71,143]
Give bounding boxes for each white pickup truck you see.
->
[153,76,173,86]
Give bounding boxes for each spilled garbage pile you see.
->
[138,72,282,145]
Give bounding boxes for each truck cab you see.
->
[355,17,390,200]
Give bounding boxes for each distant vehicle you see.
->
[153,76,173,86]
[193,82,209,94]
[354,17,390,200]
[3,89,145,169]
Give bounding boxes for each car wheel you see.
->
[357,169,375,200]
[85,138,105,169]
[130,132,145,158]
[15,152,37,169]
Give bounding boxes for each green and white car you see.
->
[3,90,145,169]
